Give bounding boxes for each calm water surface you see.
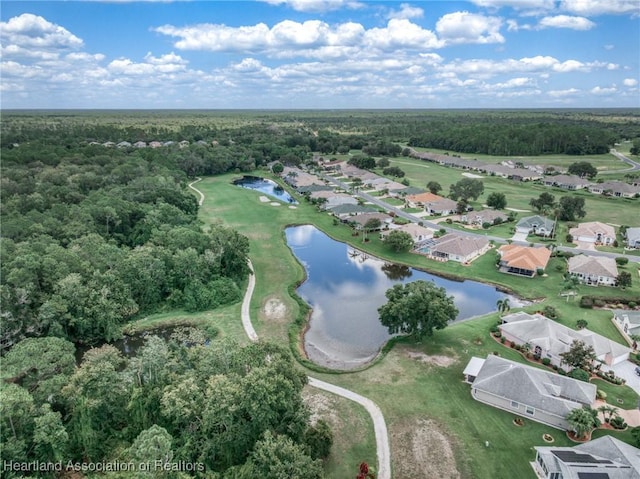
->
[286,225,518,370]
[234,176,297,203]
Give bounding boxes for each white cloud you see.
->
[388,3,424,20]
[560,0,640,16]
[0,13,83,50]
[548,88,580,96]
[470,0,554,9]
[538,15,596,29]
[259,0,363,13]
[623,78,638,87]
[436,11,504,45]
[591,85,617,94]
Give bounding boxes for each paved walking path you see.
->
[191,176,392,479]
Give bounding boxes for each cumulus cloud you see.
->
[0,13,83,50]
[560,0,640,16]
[538,15,596,29]
[623,78,638,87]
[435,11,504,45]
[591,85,617,94]
[548,88,580,96]
[259,0,363,12]
[387,3,424,20]
[470,0,554,9]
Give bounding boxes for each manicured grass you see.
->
[188,172,640,479]
[387,157,640,227]
[591,378,639,409]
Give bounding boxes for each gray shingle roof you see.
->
[568,254,619,278]
[471,355,596,418]
[516,215,555,231]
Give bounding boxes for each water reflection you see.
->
[234,176,298,203]
[286,225,518,370]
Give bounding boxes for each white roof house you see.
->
[626,227,640,249]
[568,254,619,287]
[500,311,630,366]
[569,221,616,246]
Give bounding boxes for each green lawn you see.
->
[183,172,639,479]
[387,157,640,227]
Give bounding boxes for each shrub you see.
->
[616,257,629,266]
[500,336,506,344]
[580,297,594,309]
[576,319,588,330]
[482,222,491,229]
[543,306,558,319]
[596,389,607,400]
[629,301,637,309]
[490,325,499,333]
[557,368,567,375]
[536,268,545,276]
[542,358,551,366]
[610,416,627,430]
[593,299,606,308]
[566,233,574,243]
[569,368,590,382]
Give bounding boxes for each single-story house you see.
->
[282,167,324,189]
[424,233,490,263]
[612,309,640,344]
[626,227,640,249]
[533,435,640,479]
[425,197,458,216]
[405,192,445,209]
[500,311,630,367]
[460,209,509,227]
[465,355,596,430]
[178,140,190,148]
[133,141,147,148]
[149,141,163,148]
[327,204,378,219]
[388,186,426,198]
[567,254,619,286]
[348,212,392,230]
[117,141,132,148]
[497,244,551,277]
[515,215,555,237]
[569,221,616,246]
[589,180,640,198]
[542,174,591,190]
[322,194,359,210]
[379,223,434,244]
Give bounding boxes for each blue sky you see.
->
[1,0,638,109]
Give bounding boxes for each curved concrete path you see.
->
[189,175,391,479]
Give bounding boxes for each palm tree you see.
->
[496,298,511,316]
[566,405,600,439]
[597,405,619,424]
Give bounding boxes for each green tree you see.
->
[529,192,556,215]
[241,431,323,479]
[362,217,382,242]
[632,426,640,447]
[378,280,459,340]
[486,192,507,210]
[560,340,596,370]
[128,425,174,477]
[382,230,414,252]
[382,166,405,178]
[557,196,586,221]
[449,178,484,201]
[568,161,598,179]
[566,405,600,439]
[617,271,632,288]
[376,157,390,168]
[496,298,511,316]
[304,419,333,460]
[271,162,284,174]
[426,181,442,194]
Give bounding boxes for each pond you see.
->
[286,225,520,370]
[234,175,297,204]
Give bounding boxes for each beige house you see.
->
[425,197,458,216]
[465,355,596,430]
[460,209,508,227]
[422,233,490,263]
[567,254,619,286]
[379,223,434,244]
[569,221,616,246]
[589,180,640,198]
[497,244,551,278]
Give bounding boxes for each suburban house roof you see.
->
[626,227,640,246]
[465,209,509,224]
[589,180,640,195]
[470,355,596,418]
[432,233,489,258]
[500,312,630,362]
[535,435,640,479]
[498,244,551,271]
[516,215,555,231]
[390,186,426,196]
[297,184,334,193]
[543,174,591,187]
[569,221,616,239]
[380,223,434,240]
[327,204,378,215]
[426,197,458,213]
[348,212,392,227]
[568,254,619,279]
[406,191,445,204]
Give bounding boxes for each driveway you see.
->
[511,232,529,242]
[608,360,640,397]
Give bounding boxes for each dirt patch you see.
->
[391,418,461,479]
[262,297,288,323]
[303,388,342,427]
[403,349,458,368]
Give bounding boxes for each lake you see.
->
[286,225,519,370]
[234,176,297,203]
